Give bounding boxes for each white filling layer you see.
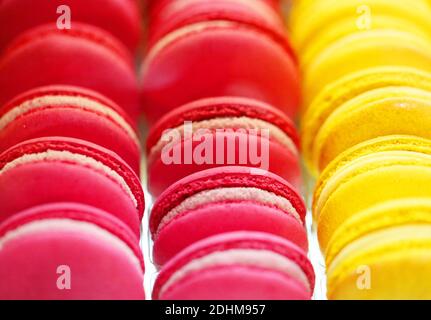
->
[159,248,309,296]
[150,116,298,158]
[0,219,142,272]
[0,150,137,208]
[157,187,301,235]
[0,95,139,145]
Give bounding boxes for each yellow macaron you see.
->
[315,149,431,252]
[311,85,431,173]
[289,0,431,56]
[301,67,431,175]
[303,29,431,105]
[327,199,431,299]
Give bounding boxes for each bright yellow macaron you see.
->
[301,67,431,175]
[327,199,431,299]
[289,0,431,55]
[313,135,431,219]
[303,29,431,105]
[311,86,431,173]
[315,149,431,252]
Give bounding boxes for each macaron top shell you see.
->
[0,202,144,271]
[0,0,142,53]
[0,85,141,173]
[150,166,306,236]
[0,23,140,120]
[146,96,300,156]
[0,137,145,221]
[153,231,315,300]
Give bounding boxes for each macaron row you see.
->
[141,0,301,124]
[289,0,431,299]
[0,1,146,299]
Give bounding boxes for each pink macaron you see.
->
[153,231,315,300]
[0,137,144,237]
[0,0,141,53]
[150,166,307,266]
[146,96,302,197]
[0,85,141,174]
[0,202,145,300]
[0,23,140,120]
[141,0,300,123]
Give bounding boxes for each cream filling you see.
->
[150,116,298,158]
[327,224,431,276]
[159,248,310,296]
[0,150,137,208]
[0,219,142,272]
[0,95,139,145]
[145,20,237,66]
[156,187,301,235]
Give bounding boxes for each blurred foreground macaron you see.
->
[313,137,431,251]
[141,0,300,123]
[302,66,431,175]
[146,97,302,197]
[153,232,314,300]
[0,137,145,237]
[0,23,140,120]
[326,198,431,300]
[0,0,141,53]
[0,203,145,300]
[150,166,307,266]
[0,86,141,173]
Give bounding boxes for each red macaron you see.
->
[0,85,141,174]
[0,137,144,237]
[146,96,302,197]
[141,0,300,123]
[153,231,315,300]
[0,0,141,54]
[0,23,140,120]
[150,166,307,267]
[0,202,145,300]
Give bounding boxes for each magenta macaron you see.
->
[0,202,145,300]
[153,231,315,300]
[0,137,144,237]
[0,85,141,173]
[150,166,307,266]
[146,96,302,197]
[0,23,140,120]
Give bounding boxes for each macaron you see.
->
[0,85,141,174]
[0,23,140,120]
[326,199,431,300]
[303,29,431,105]
[0,0,141,53]
[150,166,307,266]
[314,147,431,252]
[146,96,302,197]
[141,0,300,123]
[0,137,144,237]
[153,231,315,300]
[0,202,145,300]
[301,66,431,175]
[312,85,431,172]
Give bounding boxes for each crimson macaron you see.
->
[0,0,141,53]
[153,231,315,300]
[0,85,141,174]
[0,202,145,300]
[146,96,302,196]
[0,23,140,120]
[141,0,300,123]
[150,166,307,266]
[0,137,144,237]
